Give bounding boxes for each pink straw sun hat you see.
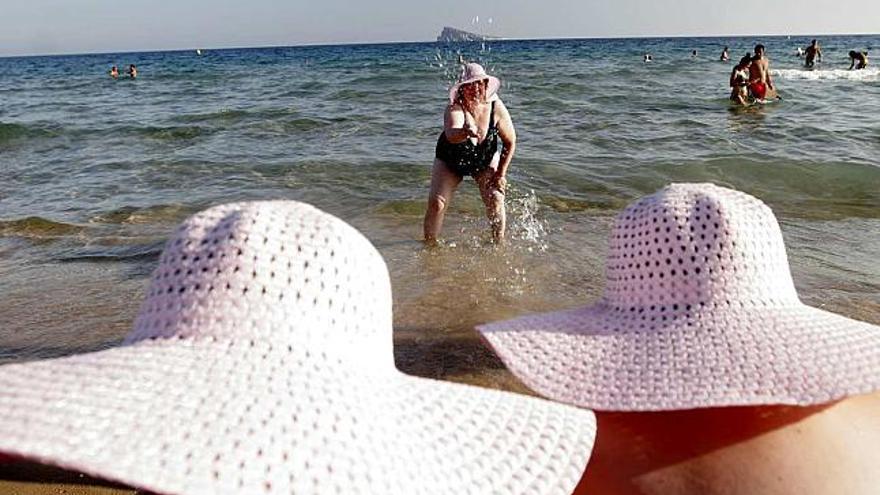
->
[0,201,597,494]
[449,62,501,104]
[478,183,880,411]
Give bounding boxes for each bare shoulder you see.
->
[708,395,880,495]
[493,98,516,143]
[494,98,513,120]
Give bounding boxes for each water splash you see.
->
[429,48,468,82]
[429,30,496,83]
[508,188,548,251]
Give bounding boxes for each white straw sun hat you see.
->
[478,183,880,411]
[449,63,501,104]
[0,201,596,494]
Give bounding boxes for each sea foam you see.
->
[771,68,880,81]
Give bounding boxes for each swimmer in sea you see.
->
[720,46,730,61]
[849,50,868,70]
[109,66,119,79]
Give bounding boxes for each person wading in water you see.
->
[423,63,516,244]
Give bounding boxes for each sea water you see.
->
[1,35,878,389]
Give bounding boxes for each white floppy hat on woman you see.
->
[449,62,501,104]
[478,183,880,411]
[0,201,597,494]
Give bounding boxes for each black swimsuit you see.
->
[435,101,498,177]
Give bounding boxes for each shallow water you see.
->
[1,35,879,389]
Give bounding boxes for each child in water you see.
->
[729,55,752,105]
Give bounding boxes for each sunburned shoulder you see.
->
[583,392,880,495]
[641,394,880,495]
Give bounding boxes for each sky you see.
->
[1,0,878,56]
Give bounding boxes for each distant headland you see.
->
[436,26,499,42]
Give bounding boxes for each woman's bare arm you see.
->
[495,100,517,177]
[443,105,478,143]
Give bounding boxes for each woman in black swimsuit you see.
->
[423,63,517,244]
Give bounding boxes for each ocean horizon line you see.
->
[1,31,877,60]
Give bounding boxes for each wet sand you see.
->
[0,460,137,494]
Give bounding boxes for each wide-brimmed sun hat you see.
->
[449,62,501,104]
[478,183,880,411]
[0,201,597,494]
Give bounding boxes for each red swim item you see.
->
[749,82,767,99]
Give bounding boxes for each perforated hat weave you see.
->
[0,201,597,495]
[478,183,880,411]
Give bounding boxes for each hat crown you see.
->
[129,201,393,365]
[603,183,799,310]
[460,63,488,82]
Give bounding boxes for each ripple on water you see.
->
[0,217,85,239]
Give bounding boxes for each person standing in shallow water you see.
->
[423,63,516,244]
[729,54,752,105]
[748,44,777,100]
[805,39,822,68]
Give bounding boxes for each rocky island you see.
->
[436,26,496,42]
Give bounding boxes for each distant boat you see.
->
[196,49,203,56]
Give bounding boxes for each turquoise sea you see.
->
[1,35,879,389]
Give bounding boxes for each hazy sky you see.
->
[1,0,877,56]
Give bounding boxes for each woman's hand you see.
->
[492,173,507,194]
[463,120,480,138]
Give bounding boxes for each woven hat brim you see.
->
[0,338,596,494]
[477,302,880,411]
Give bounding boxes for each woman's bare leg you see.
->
[423,158,463,244]
[475,155,506,243]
